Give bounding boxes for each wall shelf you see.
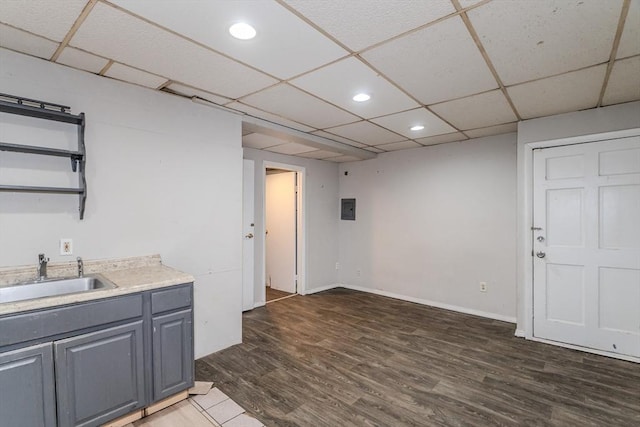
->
[0,93,87,219]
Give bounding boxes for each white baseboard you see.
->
[302,283,340,295]
[340,284,517,324]
[514,329,526,338]
[253,301,265,309]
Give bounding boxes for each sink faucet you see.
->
[77,257,84,277]
[37,253,49,281]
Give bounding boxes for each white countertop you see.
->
[0,255,194,315]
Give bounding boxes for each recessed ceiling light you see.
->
[410,125,425,131]
[229,23,256,40]
[352,93,370,102]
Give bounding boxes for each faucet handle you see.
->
[77,257,84,277]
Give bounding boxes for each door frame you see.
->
[261,160,306,303]
[517,127,640,361]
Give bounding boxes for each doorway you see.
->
[265,168,297,302]
[532,136,640,358]
[261,161,305,304]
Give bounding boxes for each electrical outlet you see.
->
[479,282,487,292]
[335,262,339,270]
[60,238,73,255]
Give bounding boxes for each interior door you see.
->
[242,159,255,311]
[533,136,640,358]
[265,171,297,294]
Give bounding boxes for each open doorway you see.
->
[265,168,297,302]
[262,161,305,304]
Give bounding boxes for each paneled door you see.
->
[242,159,255,311]
[533,136,640,358]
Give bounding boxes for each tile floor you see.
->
[125,387,264,427]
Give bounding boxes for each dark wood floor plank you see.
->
[196,289,640,426]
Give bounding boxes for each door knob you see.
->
[245,233,254,239]
[536,251,546,258]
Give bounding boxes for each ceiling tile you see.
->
[0,0,87,42]
[312,130,367,148]
[166,83,231,105]
[0,24,58,59]
[414,132,467,146]
[430,90,517,130]
[617,0,640,59]
[507,64,606,119]
[468,0,622,85]
[324,121,405,145]
[104,62,167,89]
[458,0,487,8]
[330,155,362,163]
[362,16,497,104]
[370,108,456,139]
[242,133,288,150]
[297,150,342,159]
[266,142,317,155]
[374,140,421,151]
[241,84,359,129]
[602,56,640,106]
[56,47,108,73]
[70,2,277,99]
[465,122,518,139]
[110,0,347,79]
[290,57,418,118]
[228,102,315,133]
[283,0,455,52]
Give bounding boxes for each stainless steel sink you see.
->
[0,274,117,304]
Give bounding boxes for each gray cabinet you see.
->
[55,321,146,427]
[0,282,194,427]
[152,310,193,400]
[0,343,56,427]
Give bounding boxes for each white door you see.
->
[265,171,297,294]
[242,159,255,312]
[533,136,640,358]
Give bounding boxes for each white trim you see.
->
[517,127,640,342]
[341,284,517,323]
[261,161,306,303]
[529,336,640,364]
[514,329,525,338]
[253,301,265,309]
[266,293,298,304]
[302,283,340,295]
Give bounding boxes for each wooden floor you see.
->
[266,287,294,302]
[196,288,640,426]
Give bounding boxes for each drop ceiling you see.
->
[0,0,638,162]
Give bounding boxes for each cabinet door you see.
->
[0,343,56,427]
[55,321,146,427]
[152,309,193,400]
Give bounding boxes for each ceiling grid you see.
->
[49,0,97,62]
[597,0,633,107]
[0,0,637,162]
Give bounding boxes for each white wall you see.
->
[338,134,518,321]
[516,101,640,333]
[0,49,243,358]
[243,148,339,301]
